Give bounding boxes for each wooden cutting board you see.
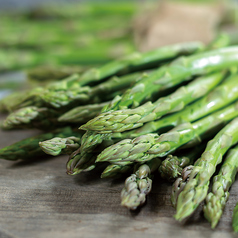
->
[0,113,237,238]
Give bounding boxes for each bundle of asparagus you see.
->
[2,39,238,232]
[0,2,138,73]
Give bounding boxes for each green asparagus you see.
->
[159,144,206,182]
[0,127,79,161]
[0,2,138,71]
[174,117,238,222]
[4,72,141,112]
[66,132,120,175]
[66,151,97,175]
[76,41,204,87]
[2,106,61,130]
[58,102,109,124]
[39,136,81,156]
[27,65,89,83]
[101,164,132,179]
[203,144,238,228]
[121,158,161,210]
[171,165,194,208]
[2,100,111,130]
[81,71,225,133]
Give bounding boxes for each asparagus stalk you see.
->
[174,117,238,222]
[0,3,137,70]
[14,83,91,110]
[4,72,141,112]
[101,164,132,179]
[75,41,204,87]
[27,65,89,83]
[96,101,238,165]
[0,127,79,161]
[2,106,61,130]
[171,165,194,208]
[121,158,161,210]
[203,145,238,228]
[58,101,109,124]
[159,144,206,182]
[66,133,119,175]
[66,151,97,175]
[2,100,111,130]
[39,136,81,156]
[81,71,225,133]
[3,98,111,130]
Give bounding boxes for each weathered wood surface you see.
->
[0,113,237,238]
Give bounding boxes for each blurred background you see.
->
[0,0,237,98]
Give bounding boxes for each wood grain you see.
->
[0,113,237,238]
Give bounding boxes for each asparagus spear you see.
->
[96,101,238,165]
[2,100,111,130]
[21,41,198,97]
[66,151,97,175]
[203,145,238,228]
[159,144,206,182]
[74,41,204,87]
[4,72,141,112]
[232,202,238,232]
[27,65,89,83]
[0,90,31,113]
[16,83,91,109]
[171,165,194,208]
[174,117,238,222]
[58,101,109,124]
[0,127,79,161]
[39,136,81,156]
[81,71,225,133]
[2,106,61,130]
[101,164,132,179]
[121,158,161,210]
[66,133,119,175]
